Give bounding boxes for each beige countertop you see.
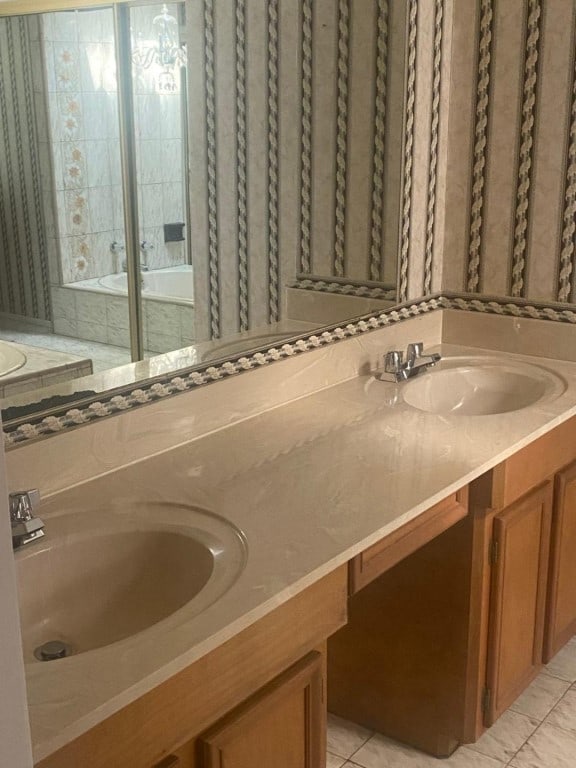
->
[23,341,576,762]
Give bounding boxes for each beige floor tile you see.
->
[545,688,576,734]
[509,673,570,721]
[327,713,372,759]
[545,638,576,683]
[510,722,576,767]
[466,710,539,763]
[327,752,348,768]
[349,733,506,768]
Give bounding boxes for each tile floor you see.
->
[0,319,133,373]
[327,636,576,767]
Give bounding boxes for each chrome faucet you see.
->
[119,241,152,273]
[376,342,441,383]
[139,240,154,272]
[9,489,45,550]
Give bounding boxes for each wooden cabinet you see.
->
[162,652,325,768]
[37,567,347,768]
[329,487,472,757]
[329,415,576,756]
[152,758,181,768]
[484,482,552,725]
[196,652,324,768]
[545,460,576,661]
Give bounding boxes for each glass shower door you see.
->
[129,2,192,359]
[37,7,132,371]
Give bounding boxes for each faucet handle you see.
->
[406,342,424,365]
[9,489,40,522]
[406,341,424,360]
[384,350,403,373]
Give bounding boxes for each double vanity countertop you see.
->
[23,340,576,762]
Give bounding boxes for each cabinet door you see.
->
[545,461,576,661]
[197,652,325,768]
[485,482,552,725]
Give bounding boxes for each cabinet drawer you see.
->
[349,487,468,594]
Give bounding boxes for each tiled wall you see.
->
[437,0,576,306]
[50,285,194,354]
[40,7,123,285]
[40,4,187,285]
[0,15,51,322]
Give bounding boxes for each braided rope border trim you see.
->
[4,297,440,446]
[398,0,417,302]
[510,0,542,298]
[466,0,493,293]
[333,0,350,278]
[299,0,313,273]
[204,0,220,339]
[368,0,389,283]
[236,0,249,331]
[267,0,280,322]
[10,290,576,447]
[290,277,397,300]
[423,0,444,295]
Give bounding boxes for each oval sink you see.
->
[402,357,565,416]
[0,340,26,378]
[16,503,247,661]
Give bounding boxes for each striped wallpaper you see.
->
[0,1,447,339]
[0,15,51,322]
[187,0,446,341]
[439,0,576,307]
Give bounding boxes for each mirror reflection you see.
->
[0,1,403,428]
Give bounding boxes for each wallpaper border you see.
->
[510,0,542,298]
[204,0,221,339]
[398,0,417,302]
[466,0,493,293]
[267,0,280,322]
[423,0,444,295]
[290,276,397,299]
[7,289,576,447]
[368,0,389,282]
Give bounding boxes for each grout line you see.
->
[342,730,375,765]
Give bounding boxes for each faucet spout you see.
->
[9,489,45,550]
[376,343,441,383]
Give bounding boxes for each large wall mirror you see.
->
[0,0,406,436]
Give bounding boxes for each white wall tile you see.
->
[76,318,107,344]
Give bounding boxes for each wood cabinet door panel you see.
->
[485,482,552,725]
[545,461,576,661]
[197,652,324,768]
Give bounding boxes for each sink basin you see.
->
[402,357,565,416]
[0,340,26,377]
[15,503,247,661]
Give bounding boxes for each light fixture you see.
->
[132,4,187,93]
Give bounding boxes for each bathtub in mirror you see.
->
[0,0,406,437]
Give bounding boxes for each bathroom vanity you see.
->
[9,310,576,768]
[329,413,576,757]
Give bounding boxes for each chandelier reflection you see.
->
[132,4,187,93]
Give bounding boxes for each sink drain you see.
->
[34,640,72,662]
